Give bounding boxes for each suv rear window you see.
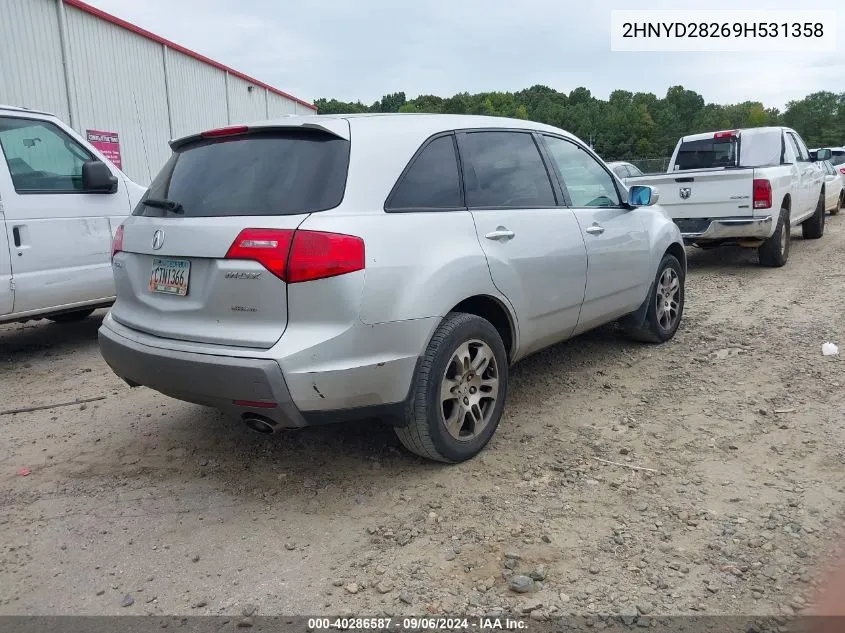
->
[674,137,738,170]
[134,130,350,217]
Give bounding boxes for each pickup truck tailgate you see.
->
[627,168,755,225]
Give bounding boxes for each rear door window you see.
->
[787,133,809,162]
[386,135,463,210]
[627,163,644,177]
[459,131,557,208]
[134,129,350,217]
[612,165,630,179]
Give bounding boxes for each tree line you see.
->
[314,86,845,161]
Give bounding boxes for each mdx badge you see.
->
[151,229,165,250]
[225,271,262,280]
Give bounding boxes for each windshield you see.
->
[133,130,350,217]
[674,137,737,170]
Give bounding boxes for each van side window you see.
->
[387,135,463,210]
[460,131,557,208]
[0,117,93,193]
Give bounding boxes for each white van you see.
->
[0,105,145,324]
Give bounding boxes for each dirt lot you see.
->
[1,217,844,621]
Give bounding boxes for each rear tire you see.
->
[758,206,790,267]
[394,312,508,463]
[624,253,684,344]
[47,308,95,323]
[802,190,826,239]
[832,191,843,216]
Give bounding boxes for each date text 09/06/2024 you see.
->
[307,617,529,631]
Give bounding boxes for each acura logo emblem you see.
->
[151,229,165,250]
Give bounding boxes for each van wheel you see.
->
[395,312,508,463]
[832,191,843,216]
[624,253,685,344]
[803,190,825,239]
[758,207,790,267]
[47,308,96,323]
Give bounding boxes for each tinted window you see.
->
[612,165,629,179]
[460,132,556,208]
[831,151,845,166]
[134,130,349,217]
[674,137,737,170]
[543,136,621,207]
[791,133,810,160]
[627,163,644,177]
[0,117,93,193]
[388,135,462,209]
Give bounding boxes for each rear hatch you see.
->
[110,122,351,349]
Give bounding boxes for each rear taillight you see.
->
[225,228,365,283]
[840,167,845,176]
[201,125,249,138]
[111,224,124,260]
[753,179,772,209]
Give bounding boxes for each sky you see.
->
[83,0,844,111]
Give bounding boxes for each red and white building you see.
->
[0,0,317,183]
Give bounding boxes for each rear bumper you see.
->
[98,322,308,428]
[675,215,773,243]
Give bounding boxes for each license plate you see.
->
[149,258,190,296]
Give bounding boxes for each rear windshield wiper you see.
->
[141,197,184,214]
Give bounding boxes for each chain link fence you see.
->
[627,157,671,174]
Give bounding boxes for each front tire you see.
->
[802,190,826,239]
[47,308,96,323]
[624,253,684,344]
[758,206,790,267]
[394,312,508,463]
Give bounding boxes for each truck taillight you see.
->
[840,167,845,176]
[225,228,365,283]
[753,179,772,210]
[714,130,739,139]
[111,224,124,260]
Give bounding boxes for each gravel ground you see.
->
[1,216,844,621]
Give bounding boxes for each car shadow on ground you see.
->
[684,235,810,271]
[0,311,106,363]
[99,322,637,492]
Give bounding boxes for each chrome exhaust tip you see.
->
[243,414,278,435]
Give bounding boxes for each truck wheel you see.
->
[802,190,826,239]
[394,312,508,463]
[47,308,96,323]
[833,191,843,216]
[624,253,684,344]
[758,207,790,267]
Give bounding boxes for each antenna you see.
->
[131,90,152,183]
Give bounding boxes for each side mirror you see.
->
[815,148,832,162]
[629,185,659,207]
[82,160,118,193]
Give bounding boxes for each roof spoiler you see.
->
[169,118,350,150]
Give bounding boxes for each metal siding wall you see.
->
[267,92,298,118]
[0,0,70,121]
[227,74,269,124]
[165,49,229,139]
[64,5,171,184]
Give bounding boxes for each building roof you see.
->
[64,0,317,112]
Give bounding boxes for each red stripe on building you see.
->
[63,0,317,111]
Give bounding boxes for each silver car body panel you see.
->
[99,113,684,427]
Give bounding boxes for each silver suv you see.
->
[98,114,686,463]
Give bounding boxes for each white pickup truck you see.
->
[626,127,830,267]
[0,105,145,324]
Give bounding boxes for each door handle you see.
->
[485,228,515,241]
[12,226,21,247]
[585,224,605,235]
